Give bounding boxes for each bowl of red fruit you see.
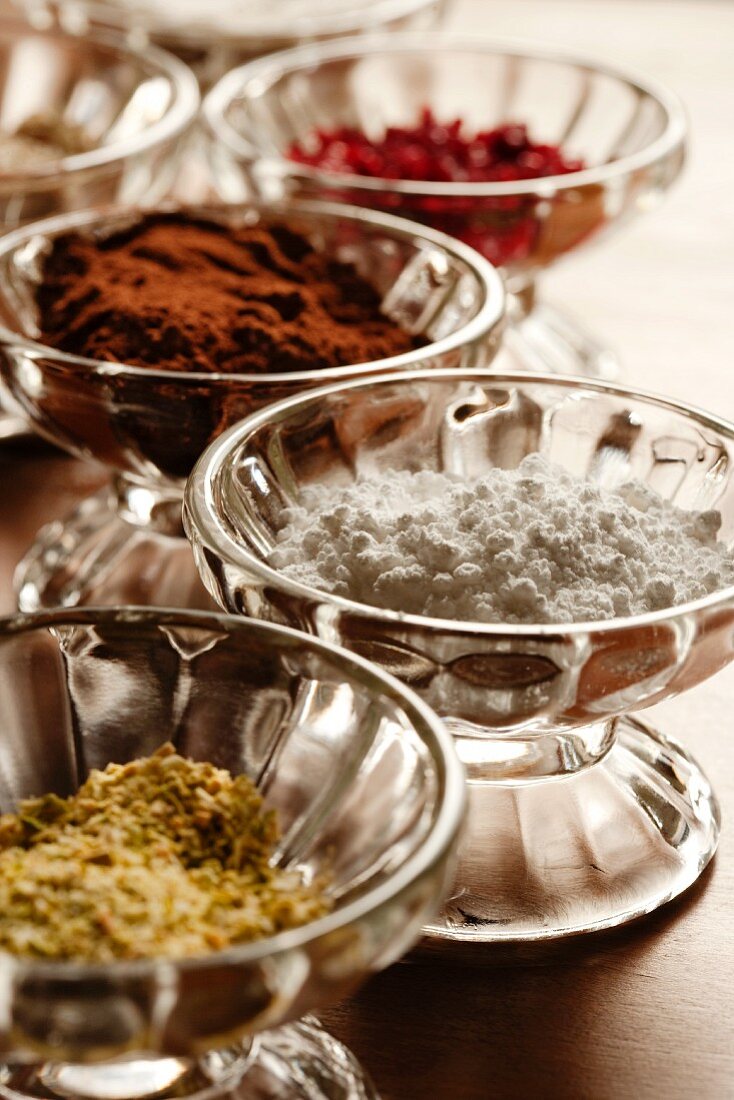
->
[204,34,686,378]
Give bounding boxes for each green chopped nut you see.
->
[0,744,330,962]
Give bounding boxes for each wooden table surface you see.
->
[1,1,733,1097]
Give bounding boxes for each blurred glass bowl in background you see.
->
[14,0,445,86]
[204,34,686,378]
[0,606,465,1098]
[0,22,198,225]
[0,20,199,441]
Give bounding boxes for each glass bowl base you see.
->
[15,488,214,611]
[494,299,620,380]
[422,716,719,946]
[0,1018,378,1100]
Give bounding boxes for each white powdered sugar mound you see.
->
[270,454,734,624]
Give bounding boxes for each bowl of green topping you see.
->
[0,606,464,1100]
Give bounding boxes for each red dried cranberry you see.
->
[288,110,586,267]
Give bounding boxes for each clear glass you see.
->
[0,607,465,1098]
[204,33,686,378]
[14,0,445,87]
[0,199,504,610]
[0,20,199,439]
[184,369,731,942]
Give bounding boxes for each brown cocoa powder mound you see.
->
[36,213,424,374]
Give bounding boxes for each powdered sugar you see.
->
[270,454,734,624]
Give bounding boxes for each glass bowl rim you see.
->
[0,198,504,383]
[0,21,200,183]
[0,605,466,980]
[204,31,687,198]
[19,0,443,47]
[184,367,734,637]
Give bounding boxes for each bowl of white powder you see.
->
[184,370,731,943]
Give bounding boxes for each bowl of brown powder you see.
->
[0,606,464,1097]
[0,198,503,611]
[184,368,734,947]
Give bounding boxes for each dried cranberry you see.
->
[288,110,586,267]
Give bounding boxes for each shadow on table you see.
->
[321,858,718,1100]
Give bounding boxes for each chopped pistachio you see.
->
[0,744,329,962]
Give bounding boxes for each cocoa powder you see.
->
[36,213,422,374]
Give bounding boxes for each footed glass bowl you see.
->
[0,199,504,610]
[0,21,199,441]
[14,0,444,87]
[0,607,464,1099]
[204,33,686,379]
[184,369,732,943]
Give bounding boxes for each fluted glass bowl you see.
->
[0,199,504,611]
[0,607,464,1099]
[184,369,731,943]
[0,22,199,225]
[205,33,686,377]
[14,0,444,86]
[0,21,199,441]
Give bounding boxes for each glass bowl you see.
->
[0,606,464,1099]
[14,0,445,87]
[204,33,686,379]
[0,21,199,226]
[0,20,199,441]
[0,199,504,611]
[184,369,732,944]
